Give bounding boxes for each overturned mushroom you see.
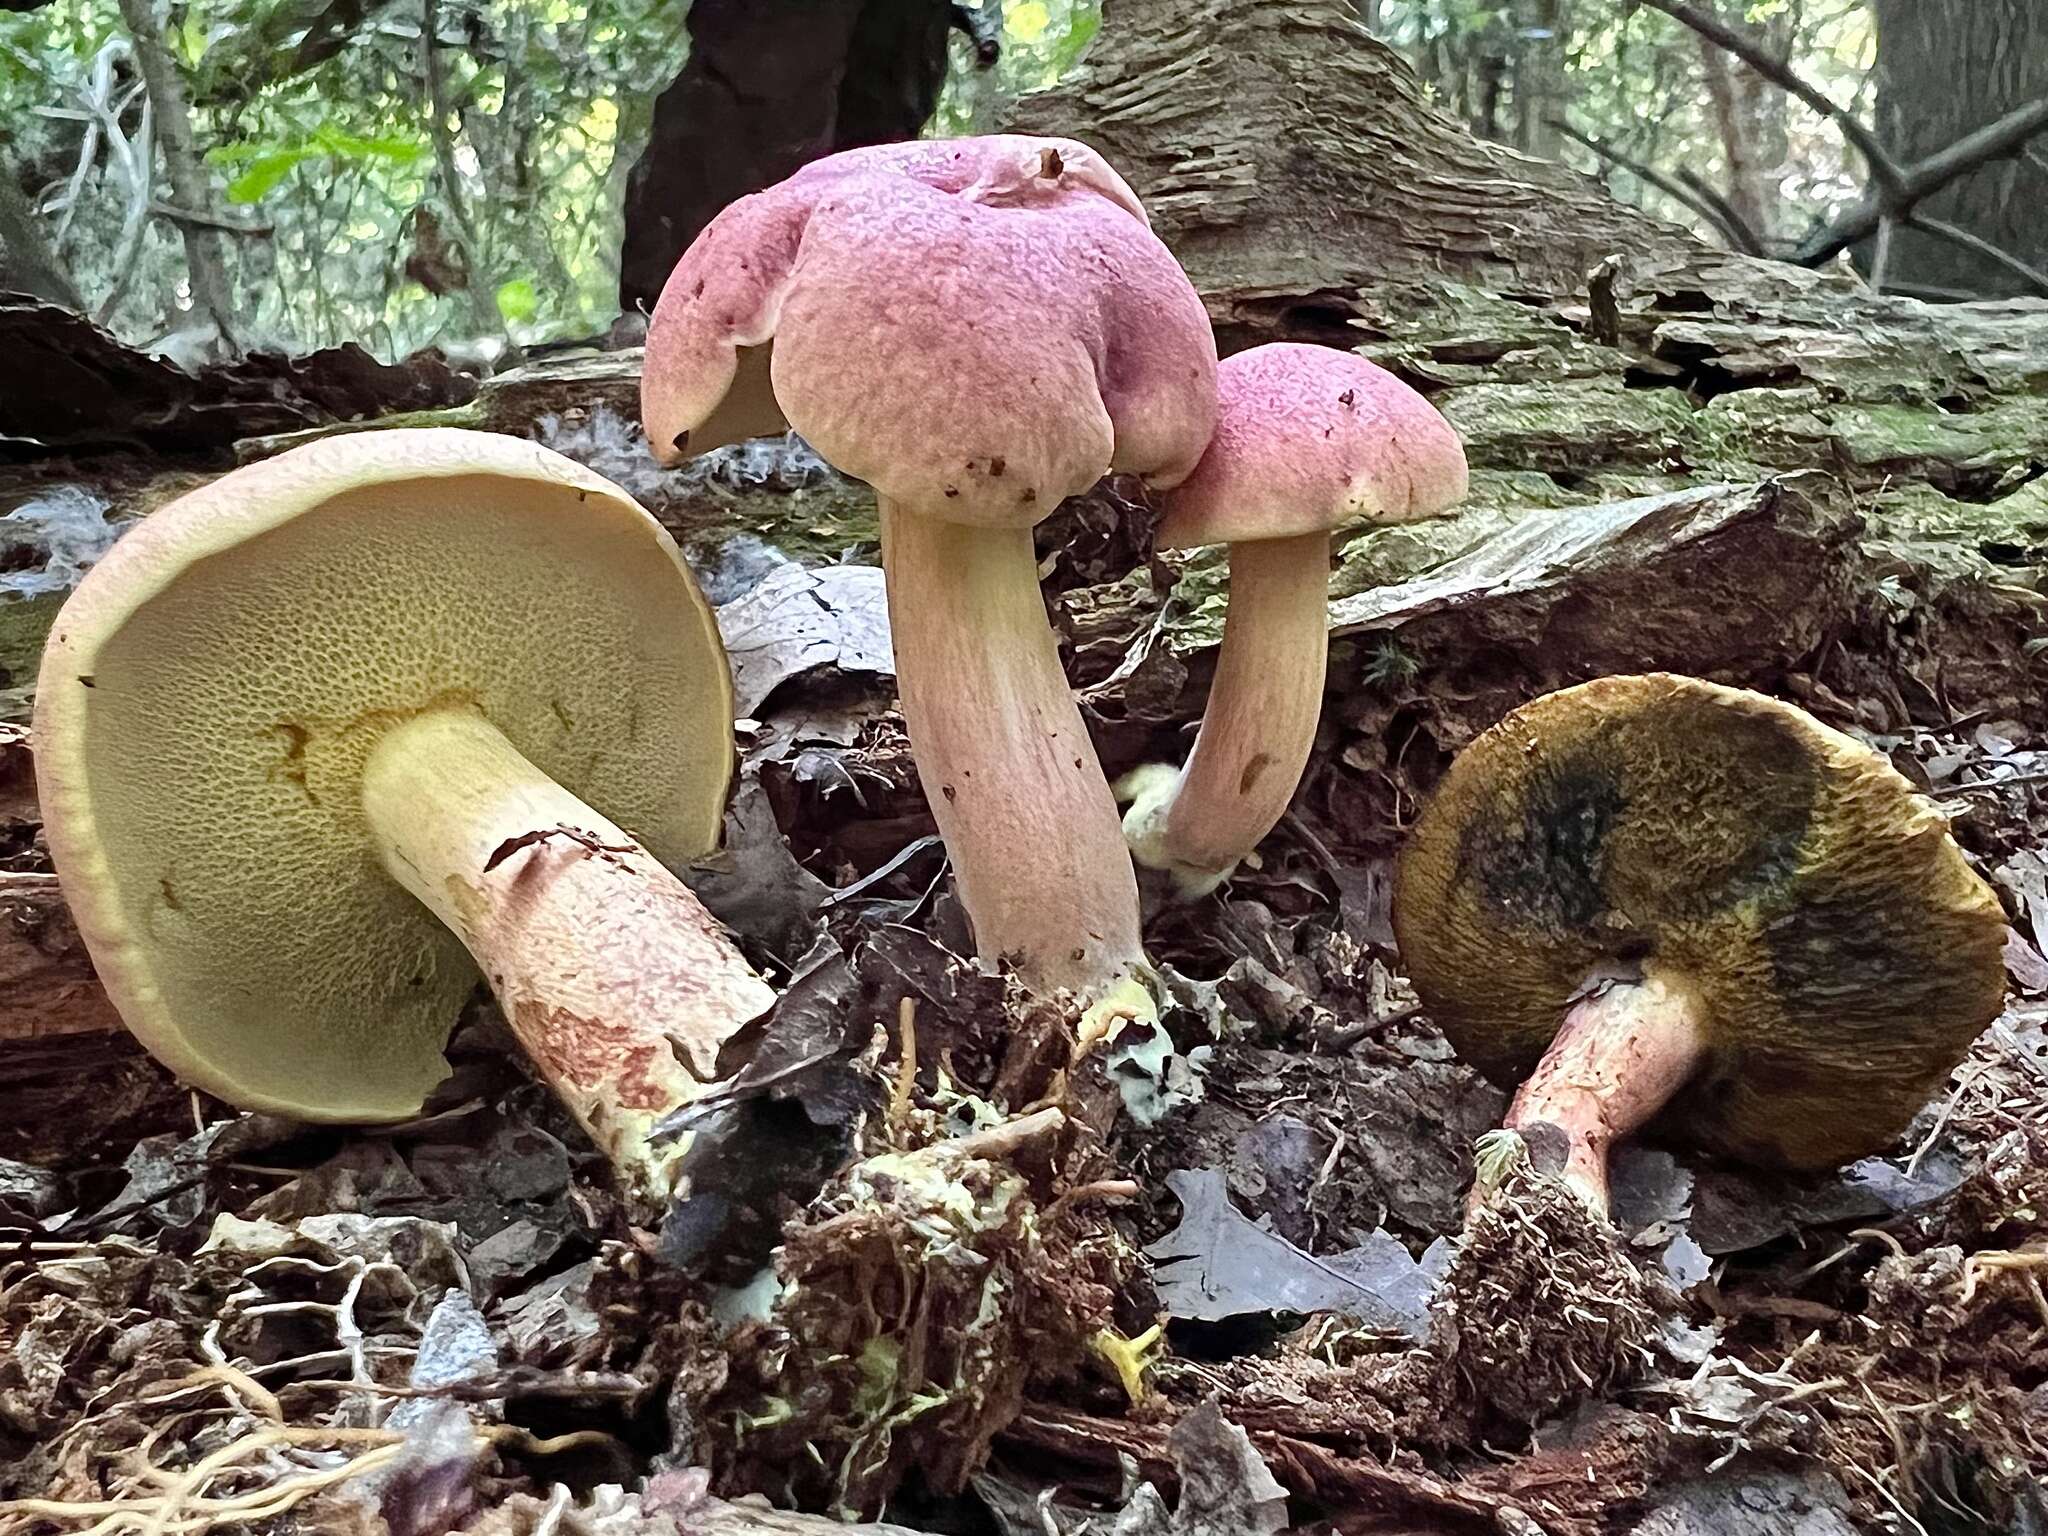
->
[1392,673,2007,1217]
[33,430,774,1210]
[642,135,1217,1016]
[1118,344,1467,898]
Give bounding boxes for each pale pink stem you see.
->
[1502,971,1709,1216]
[879,498,1147,1003]
[361,708,775,1211]
[1125,532,1330,896]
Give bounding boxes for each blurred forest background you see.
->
[0,0,2042,368]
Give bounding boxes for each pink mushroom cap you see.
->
[641,135,1217,527]
[1154,344,1469,549]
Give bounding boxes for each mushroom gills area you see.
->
[61,474,730,1121]
[361,707,775,1197]
[1502,968,1708,1215]
[877,498,1144,1001]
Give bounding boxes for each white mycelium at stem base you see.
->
[362,708,774,1203]
[1121,344,1470,899]
[640,134,1219,1013]
[1120,533,1333,898]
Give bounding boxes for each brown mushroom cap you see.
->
[32,430,734,1123]
[1392,673,2007,1169]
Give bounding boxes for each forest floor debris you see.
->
[7,516,2047,1535]
[7,321,2048,1529]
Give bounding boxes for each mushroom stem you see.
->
[1500,970,1709,1217]
[878,496,1148,1008]
[360,707,775,1209]
[1121,531,1331,897]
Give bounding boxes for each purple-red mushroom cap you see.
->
[1155,344,1469,549]
[640,135,1217,525]
[640,134,1217,1005]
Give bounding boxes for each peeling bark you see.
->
[1006,0,1703,345]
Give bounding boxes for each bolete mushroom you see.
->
[33,429,774,1209]
[1392,673,2008,1216]
[641,135,1218,1015]
[1117,344,1468,899]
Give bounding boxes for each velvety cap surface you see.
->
[1156,343,1468,549]
[33,429,733,1122]
[1391,674,2006,1169]
[642,135,1217,527]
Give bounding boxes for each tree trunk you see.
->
[113,0,238,346]
[0,164,80,308]
[1694,5,1773,246]
[1868,0,2048,298]
[1514,0,1566,159]
[616,0,966,315]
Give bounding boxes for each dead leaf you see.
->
[654,939,874,1280]
[1146,1167,1439,1336]
[1626,1463,1859,1536]
[687,780,833,963]
[1685,1140,1971,1255]
[1114,1398,1290,1535]
[715,562,893,718]
[2007,929,2048,995]
[1993,849,2048,957]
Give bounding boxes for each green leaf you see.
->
[206,140,277,167]
[224,149,308,203]
[175,13,208,68]
[495,278,539,324]
[311,123,427,162]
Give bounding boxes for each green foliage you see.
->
[3,0,1101,360]
[2,0,687,355]
[1362,636,1421,692]
[209,125,427,204]
[492,275,537,323]
[2,0,1903,362]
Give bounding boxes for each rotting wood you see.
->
[1005,0,1702,342]
[999,0,2048,738]
[0,724,117,1047]
[0,870,119,1043]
